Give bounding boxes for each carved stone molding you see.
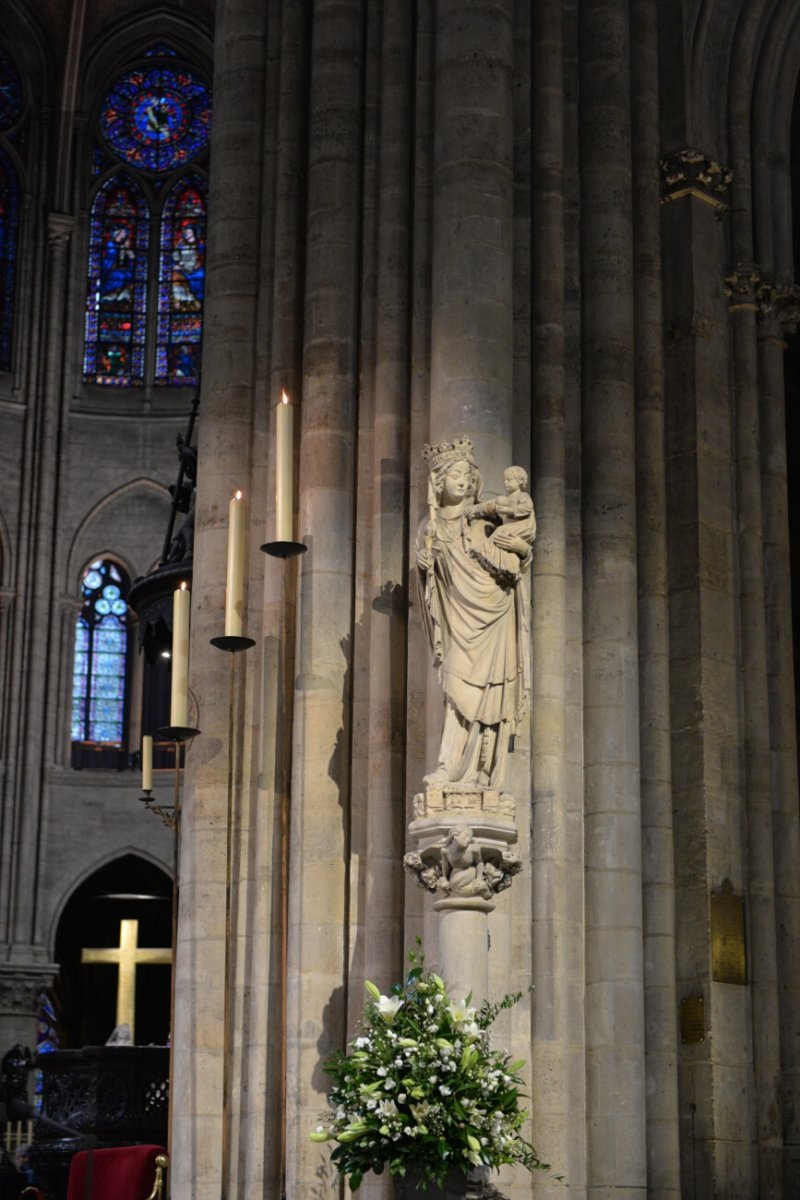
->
[0,963,58,1014]
[660,148,733,216]
[412,783,516,821]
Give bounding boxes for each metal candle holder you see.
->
[259,540,307,559]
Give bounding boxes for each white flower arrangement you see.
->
[310,946,548,1191]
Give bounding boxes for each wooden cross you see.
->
[81,918,172,1043]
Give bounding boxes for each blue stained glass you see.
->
[99,65,211,174]
[72,559,129,745]
[94,677,125,699]
[92,651,124,676]
[0,145,20,372]
[94,624,126,651]
[92,722,122,743]
[83,175,149,385]
[145,43,178,57]
[0,49,23,132]
[111,599,127,615]
[156,173,206,386]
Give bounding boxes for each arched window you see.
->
[83,46,211,389]
[0,46,25,372]
[0,147,20,373]
[83,175,150,386]
[155,173,207,385]
[71,558,131,766]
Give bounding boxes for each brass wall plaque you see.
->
[680,996,705,1044]
[711,885,747,985]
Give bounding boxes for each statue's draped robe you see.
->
[416,504,532,786]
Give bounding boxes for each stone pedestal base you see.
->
[404,783,522,1001]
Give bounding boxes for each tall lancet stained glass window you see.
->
[83,176,149,385]
[0,146,20,372]
[71,559,130,745]
[156,174,206,385]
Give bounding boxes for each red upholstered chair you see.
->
[65,1145,167,1200]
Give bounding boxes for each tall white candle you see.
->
[170,583,190,728]
[142,735,153,791]
[225,490,245,637]
[275,390,294,542]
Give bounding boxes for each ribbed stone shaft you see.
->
[579,2,646,1194]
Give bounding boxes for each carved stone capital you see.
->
[757,277,800,337]
[660,148,733,216]
[725,263,762,312]
[0,963,58,1014]
[46,212,74,248]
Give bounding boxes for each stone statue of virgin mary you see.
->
[415,437,535,792]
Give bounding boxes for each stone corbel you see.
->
[404,836,522,906]
[660,148,733,217]
[405,784,521,910]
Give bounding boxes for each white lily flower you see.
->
[376,994,403,1022]
[446,999,472,1023]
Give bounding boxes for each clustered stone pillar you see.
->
[284,1,365,1193]
[415,0,516,1011]
[579,1,647,1194]
[170,1,266,1195]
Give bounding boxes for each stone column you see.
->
[728,27,782,1172]
[757,299,800,1192]
[0,215,68,1051]
[630,2,681,1194]
[8,214,73,956]
[660,152,754,1193]
[170,2,266,1195]
[429,0,514,487]
[362,0,415,998]
[418,0,516,1013]
[579,2,646,1195]
[726,262,782,1193]
[284,1,365,1192]
[529,0,582,1189]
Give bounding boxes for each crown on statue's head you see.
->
[421,436,475,471]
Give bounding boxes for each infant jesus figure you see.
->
[467,465,537,583]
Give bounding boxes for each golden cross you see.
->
[81,918,172,1043]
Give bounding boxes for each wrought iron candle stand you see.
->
[209,633,255,1200]
[138,723,200,1174]
[259,534,305,1198]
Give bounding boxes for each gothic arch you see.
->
[66,476,170,591]
[0,0,53,108]
[47,846,171,957]
[79,8,212,115]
